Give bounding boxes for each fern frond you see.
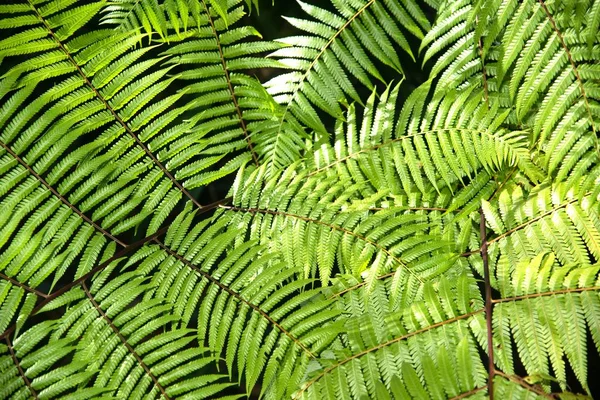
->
[259,0,432,172]
[294,274,487,399]
[0,333,97,399]
[0,279,39,338]
[1,267,235,399]
[481,183,600,272]
[101,0,240,40]
[492,253,600,393]
[1,1,599,399]
[493,374,553,399]
[102,0,172,40]
[160,1,284,170]
[423,0,600,194]
[0,0,282,323]
[207,82,548,302]
[221,162,460,305]
[309,82,543,216]
[124,205,343,399]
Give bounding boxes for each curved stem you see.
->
[270,0,376,165]
[495,370,557,399]
[449,386,487,400]
[307,128,524,177]
[488,196,585,245]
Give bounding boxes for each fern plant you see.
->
[0,0,599,398]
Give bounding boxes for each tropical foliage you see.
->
[0,0,599,398]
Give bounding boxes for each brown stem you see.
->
[154,239,316,359]
[480,208,495,399]
[292,308,484,398]
[493,286,600,304]
[495,370,556,399]
[82,282,170,399]
[27,0,204,210]
[0,196,232,341]
[5,335,38,399]
[221,205,422,283]
[487,166,517,204]
[461,248,481,257]
[449,386,487,400]
[0,273,48,298]
[200,0,259,166]
[0,140,127,247]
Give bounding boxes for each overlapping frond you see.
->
[291,250,600,399]
[481,183,600,272]
[0,0,284,337]
[310,82,544,216]
[293,274,488,399]
[111,205,342,400]
[221,162,457,304]
[207,80,548,305]
[491,253,600,394]
[1,0,600,399]
[259,0,432,171]
[0,2,186,333]
[1,269,235,399]
[101,0,240,39]
[159,0,284,173]
[422,0,600,195]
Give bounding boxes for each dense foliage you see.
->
[0,0,600,398]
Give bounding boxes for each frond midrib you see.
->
[307,127,533,178]
[155,238,317,359]
[199,0,260,166]
[293,308,485,399]
[0,138,127,248]
[0,272,47,298]
[26,0,203,209]
[268,0,376,167]
[299,283,600,397]
[220,204,421,282]
[0,196,232,343]
[81,281,170,399]
[5,335,38,399]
